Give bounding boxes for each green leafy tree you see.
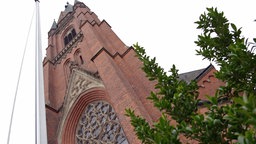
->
[125,7,256,144]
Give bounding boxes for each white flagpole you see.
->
[35,0,48,144]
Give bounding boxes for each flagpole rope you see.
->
[7,7,36,144]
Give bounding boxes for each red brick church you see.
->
[43,1,224,143]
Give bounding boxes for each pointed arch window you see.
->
[76,101,129,144]
[74,49,84,65]
[64,28,77,46]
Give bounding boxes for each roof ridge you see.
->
[178,64,214,83]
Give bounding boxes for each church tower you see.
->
[43,1,160,143]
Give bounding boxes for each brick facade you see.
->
[43,1,224,144]
[43,2,159,143]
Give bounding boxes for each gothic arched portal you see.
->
[60,89,129,144]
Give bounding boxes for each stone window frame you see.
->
[76,100,129,144]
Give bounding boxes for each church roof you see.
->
[178,64,215,83]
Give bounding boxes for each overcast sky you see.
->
[1,0,256,143]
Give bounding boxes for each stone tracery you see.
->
[76,101,128,144]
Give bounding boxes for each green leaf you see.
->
[231,23,237,31]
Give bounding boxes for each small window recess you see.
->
[79,55,84,64]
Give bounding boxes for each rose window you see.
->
[76,101,129,144]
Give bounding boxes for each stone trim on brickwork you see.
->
[59,89,107,144]
[58,68,105,143]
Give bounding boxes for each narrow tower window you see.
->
[64,37,69,46]
[64,28,77,46]
[71,29,76,37]
[68,33,72,42]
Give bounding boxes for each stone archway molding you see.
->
[57,68,105,144]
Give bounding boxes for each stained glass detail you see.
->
[76,101,128,144]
